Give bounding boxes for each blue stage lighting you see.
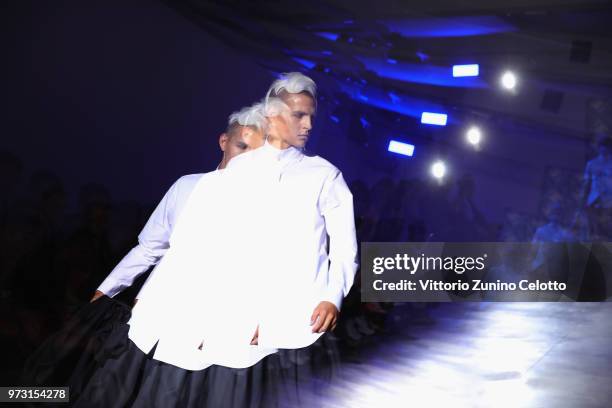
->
[453,64,479,77]
[421,112,448,126]
[388,140,415,157]
[292,57,316,69]
[360,116,370,128]
[315,32,339,41]
[382,16,516,38]
[416,51,429,61]
[340,82,450,122]
[357,57,486,88]
[388,92,400,103]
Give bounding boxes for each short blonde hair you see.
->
[265,72,316,103]
[227,102,266,132]
[262,97,290,118]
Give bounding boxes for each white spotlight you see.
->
[466,127,482,145]
[431,161,446,179]
[500,71,517,90]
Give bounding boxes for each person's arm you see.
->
[91,179,180,301]
[311,170,358,332]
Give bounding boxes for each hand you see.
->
[310,301,338,333]
[90,290,105,303]
[250,325,259,345]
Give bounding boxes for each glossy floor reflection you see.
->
[308,302,612,408]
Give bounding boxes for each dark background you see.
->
[2,0,611,386]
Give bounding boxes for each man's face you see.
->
[218,126,265,169]
[270,93,316,149]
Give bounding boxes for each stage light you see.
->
[382,16,516,38]
[388,140,415,157]
[466,126,482,145]
[357,57,486,88]
[416,51,429,61]
[360,116,370,128]
[315,32,339,41]
[431,161,446,179]
[453,64,479,77]
[421,112,448,126]
[388,92,400,103]
[292,57,316,69]
[500,71,517,90]
[341,82,447,120]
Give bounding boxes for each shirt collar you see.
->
[261,140,303,162]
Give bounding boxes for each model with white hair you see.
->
[223,72,356,346]
[223,72,357,404]
[51,72,355,408]
[22,102,268,405]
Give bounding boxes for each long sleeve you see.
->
[96,179,180,298]
[319,170,359,311]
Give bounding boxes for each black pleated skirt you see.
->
[22,297,340,408]
[21,296,132,389]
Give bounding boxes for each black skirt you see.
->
[70,323,340,408]
[21,296,132,389]
[22,297,340,407]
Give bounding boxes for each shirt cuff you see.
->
[321,287,344,312]
[96,279,125,298]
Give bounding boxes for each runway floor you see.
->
[306,302,612,408]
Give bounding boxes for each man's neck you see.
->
[267,138,291,150]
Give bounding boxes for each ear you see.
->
[219,133,228,152]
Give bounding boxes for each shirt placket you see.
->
[276,154,290,182]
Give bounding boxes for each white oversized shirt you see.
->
[126,142,358,370]
[97,173,208,298]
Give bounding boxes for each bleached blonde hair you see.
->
[227,102,266,132]
[265,72,317,103]
[262,97,290,118]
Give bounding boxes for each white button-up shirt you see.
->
[106,142,358,370]
[97,173,208,298]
